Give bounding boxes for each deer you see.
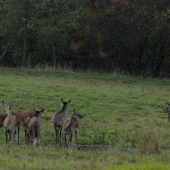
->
[63,108,84,148]
[2,100,18,144]
[0,100,37,144]
[2,109,36,143]
[51,99,71,146]
[27,109,44,146]
[163,100,170,122]
[0,106,22,143]
[23,109,44,141]
[9,110,37,143]
[20,110,38,141]
[0,112,24,144]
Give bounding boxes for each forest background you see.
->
[0,0,170,78]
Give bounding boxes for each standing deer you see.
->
[2,100,18,144]
[63,108,84,148]
[27,109,44,146]
[0,104,22,143]
[163,100,170,122]
[51,99,71,146]
[0,102,36,144]
[21,110,38,141]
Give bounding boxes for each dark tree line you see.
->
[0,0,170,77]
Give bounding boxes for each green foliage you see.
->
[0,0,170,77]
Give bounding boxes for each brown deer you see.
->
[0,102,36,144]
[23,109,44,140]
[51,99,71,146]
[0,106,21,143]
[4,109,36,143]
[163,100,170,122]
[27,109,44,146]
[0,112,27,144]
[63,108,84,148]
[20,110,37,140]
[2,100,18,144]
[0,114,8,127]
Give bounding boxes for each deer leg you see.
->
[64,133,67,147]
[59,126,62,146]
[75,129,78,147]
[68,134,71,147]
[70,133,72,147]
[68,134,72,148]
[5,132,8,144]
[25,129,27,141]
[17,124,20,144]
[9,133,12,143]
[54,126,58,145]
[12,133,16,144]
[27,133,31,145]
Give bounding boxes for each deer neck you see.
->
[60,105,69,117]
[64,116,76,131]
[7,109,13,125]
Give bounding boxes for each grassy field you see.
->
[0,68,170,169]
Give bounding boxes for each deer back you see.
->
[63,118,78,132]
[12,112,22,124]
[20,110,36,124]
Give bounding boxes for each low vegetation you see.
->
[0,68,170,169]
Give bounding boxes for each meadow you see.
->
[0,68,170,169]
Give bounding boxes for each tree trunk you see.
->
[22,30,28,67]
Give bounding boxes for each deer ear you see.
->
[2,100,8,106]
[68,100,71,104]
[40,109,44,113]
[61,99,64,105]
[73,108,75,112]
[12,101,17,106]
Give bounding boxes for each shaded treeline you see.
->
[0,0,170,77]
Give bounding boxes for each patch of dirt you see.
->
[70,144,135,154]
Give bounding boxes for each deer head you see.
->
[163,100,170,114]
[2,100,17,112]
[33,108,44,117]
[72,108,84,120]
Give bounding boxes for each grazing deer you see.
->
[2,100,18,144]
[51,99,71,146]
[27,109,44,146]
[63,108,84,148]
[163,100,170,122]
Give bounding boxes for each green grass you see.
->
[0,67,170,169]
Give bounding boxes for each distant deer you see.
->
[0,101,36,144]
[63,108,84,148]
[0,104,22,143]
[2,100,18,144]
[163,100,170,122]
[51,99,71,146]
[27,109,44,146]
